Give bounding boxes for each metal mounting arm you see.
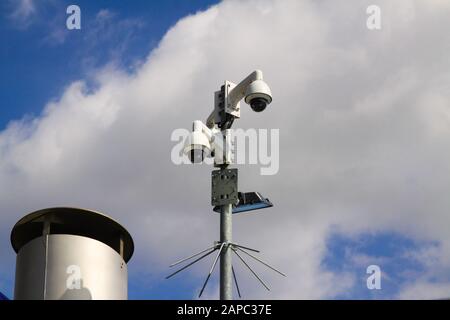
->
[227,70,263,109]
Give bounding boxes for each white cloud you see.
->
[12,0,35,18]
[1,0,450,299]
[8,0,36,28]
[397,281,450,300]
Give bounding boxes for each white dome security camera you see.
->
[219,70,273,117]
[183,120,217,164]
[244,79,272,112]
[183,130,211,164]
[185,70,274,164]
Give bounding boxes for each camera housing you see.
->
[244,79,272,112]
[183,131,211,164]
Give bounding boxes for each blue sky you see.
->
[1,0,450,300]
[322,232,434,299]
[0,0,218,130]
[0,0,220,300]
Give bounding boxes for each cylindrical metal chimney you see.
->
[10,207,134,300]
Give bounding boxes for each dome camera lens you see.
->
[250,97,268,112]
[189,148,205,163]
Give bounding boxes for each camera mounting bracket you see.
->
[211,168,238,206]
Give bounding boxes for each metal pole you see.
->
[42,217,51,301]
[220,202,233,300]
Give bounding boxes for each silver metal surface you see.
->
[11,207,134,300]
[220,203,233,300]
[11,207,134,262]
[15,234,128,300]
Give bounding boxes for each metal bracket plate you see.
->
[224,81,240,118]
[211,168,238,206]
